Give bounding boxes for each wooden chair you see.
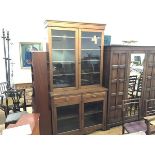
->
[2,89,28,128]
[3,89,27,114]
[0,82,8,116]
[144,99,155,135]
[135,75,143,98]
[128,75,137,98]
[122,98,147,134]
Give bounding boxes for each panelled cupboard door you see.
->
[108,52,128,126]
[145,53,155,99]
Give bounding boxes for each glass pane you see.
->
[81,32,101,49]
[84,101,103,127]
[52,37,75,49]
[51,29,76,88]
[52,50,75,62]
[57,105,79,133]
[53,74,75,88]
[81,50,100,60]
[81,51,100,85]
[52,30,75,49]
[52,30,75,37]
[81,73,100,85]
[128,53,145,98]
[81,61,100,73]
[53,62,75,74]
[81,31,101,86]
[84,113,102,127]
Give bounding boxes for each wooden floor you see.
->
[90,126,122,135]
[0,109,122,135]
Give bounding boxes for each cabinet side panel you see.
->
[103,46,111,88]
[32,52,52,134]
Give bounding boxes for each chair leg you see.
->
[4,110,8,117]
[122,126,125,134]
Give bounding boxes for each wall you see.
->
[0,19,47,84]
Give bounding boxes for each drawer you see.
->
[82,92,105,102]
[53,95,81,106]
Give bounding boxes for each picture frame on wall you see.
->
[20,42,42,68]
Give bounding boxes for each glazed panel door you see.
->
[79,29,104,87]
[49,28,78,90]
[108,51,128,126]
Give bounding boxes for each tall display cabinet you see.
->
[46,20,108,134]
[103,45,155,128]
[32,20,108,135]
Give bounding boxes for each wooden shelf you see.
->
[52,36,75,38]
[84,110,102,116]
[54,73,75,76]
[52,49,75,50]
[57,114,79,121]
[81,49,100,50]
[81,72,100,75]
[53,61,75,63]
[81,59,100,62]
[81,37,101,39]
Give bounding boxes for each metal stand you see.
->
[1,28,11,90]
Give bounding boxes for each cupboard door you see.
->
[80,30,104,86]
[54,104,80,134]
[83,101,103,127]
[50,28,78,89]
[108,52,128,126]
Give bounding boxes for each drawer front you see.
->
[82,92,105,103]
[53,95,81,106]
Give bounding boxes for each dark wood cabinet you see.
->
[144,52,155,99]
[103,46,129,127]
[103,45,155,128]
[31,52,52,134]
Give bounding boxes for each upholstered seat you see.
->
[124,120,147,133]
[5,111,28,128]
[122,98,147,134]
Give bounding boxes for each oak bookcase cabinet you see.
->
[103,45,155,128]
[32,20,107,134]
[46,20,107,135]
